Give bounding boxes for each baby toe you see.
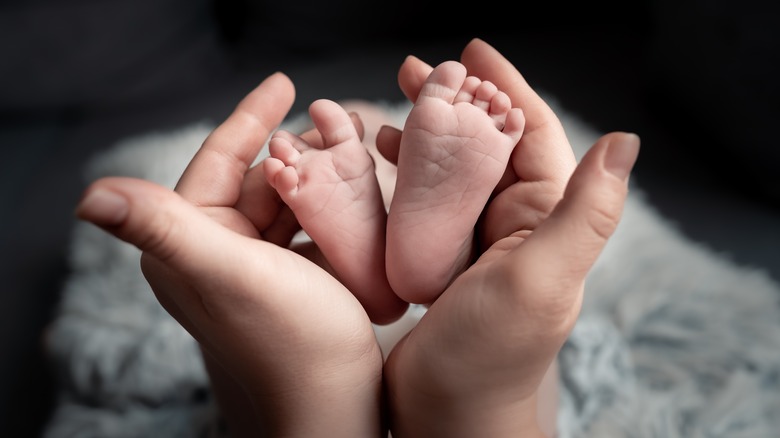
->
[473,80,499,112]
[268,136,301,166]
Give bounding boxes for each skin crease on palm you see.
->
[74,38,639,437]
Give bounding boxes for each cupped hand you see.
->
[76,72,385,437]
[378,39,576,249]
[380,39,640,437]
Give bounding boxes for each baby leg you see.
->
[263,99,406,324]
[386,61,525,304]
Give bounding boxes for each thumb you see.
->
[74,176,296,301]
[75,176,238,267]
[74,176,238,332]
[74,176,302,331]
[519,132,640,290]
[74,176,355,310]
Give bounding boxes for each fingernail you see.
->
[604,133,640,181]
[75,188,129,226]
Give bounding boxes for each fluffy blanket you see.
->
[43,100,780,437]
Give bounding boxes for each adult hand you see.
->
[378,39,576,248]
[380,39,640,437]
[76,72,385,437]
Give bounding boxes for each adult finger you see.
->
[397,55,434,103]
[513,132,640,302]
[233,163,289,238]
[374,55,434,165]
[461,39,558,134]
[460,38,575,184]
[375,125,402,165]
[176,72,295,206]
[76,177,272,272]
[74,177,297,321]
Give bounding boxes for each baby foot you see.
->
[263,99,406,324]
[386,60,525,304]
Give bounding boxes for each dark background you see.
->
[2,0,778,435]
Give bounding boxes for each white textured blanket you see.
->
[43,100,780,437]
